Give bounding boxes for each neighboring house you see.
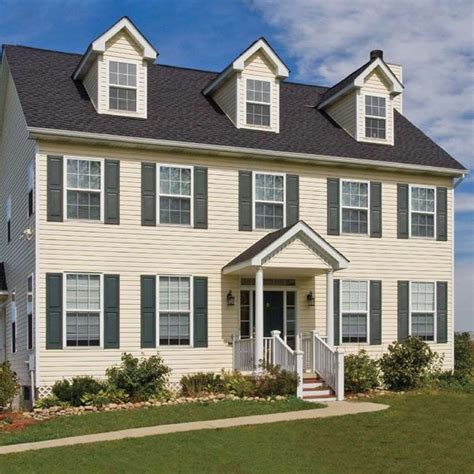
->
[0,17,467,403]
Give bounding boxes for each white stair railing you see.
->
[312,332,344,400]
[301,334,313,372]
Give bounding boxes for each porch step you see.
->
[303,388,333,397]
[302,381,324,390]
[303,394,337,402]
[301,372,336,402]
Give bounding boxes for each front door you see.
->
[264,291,284,337]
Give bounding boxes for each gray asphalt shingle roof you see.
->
[3,45,465,171]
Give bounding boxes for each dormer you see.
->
[73,17,158,119]
[318,50,403,146]
[204,38,289,133]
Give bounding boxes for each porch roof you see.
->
[222,221,349,275]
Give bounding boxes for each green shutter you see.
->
[141,275,156,348]
[370,280,382,345]
[239,171,252,231]
[436,187,448,241]
[193,277,208,348]
[286,175,299,226]
[333,279,340,346]
[104,160,120,225]
[327,178,340,235]
[437,281,448,343]
[398,281,409,342]
[47,156,63,222]
[370,182,382,238]
[397,184,409,239]
[104,275,120,349]
[194,167,208,229]
[142,163,156,226]
[46,273,63,349]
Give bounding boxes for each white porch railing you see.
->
[232,336,254,372]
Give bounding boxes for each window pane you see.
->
[246,79,271,104]
[246,103,270,126]
[365,117,386,139]
[159,312,190,345]
[411,213,434,237]
[255,173,284,203]
[66,274,101,311]
[411,187,435,213]
[66,312,100,346]
[159,196,191,225]
[411,282,435,312]
[341,281,368,312]
[160,167,192,197]
[255,202,284,230]
[159,277,190,312]
[67,191,101,220]
[109,61,137,88]
[342,181,368,208]
[365,95,386,117]
[342,313,367,343]
[342,209,368,234]
[109,87,137,111]
[411,313,434,341]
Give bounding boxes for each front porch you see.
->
[222,221,350,401]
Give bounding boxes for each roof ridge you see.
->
[3,44,83,57]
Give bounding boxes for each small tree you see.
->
[344,350,379,393]
[454,332,474,380]
[379,337,442,391]
[0,361,19,409]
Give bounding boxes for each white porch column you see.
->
[326,270,334,347]
[255,266,264,371]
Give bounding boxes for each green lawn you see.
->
[0,398,315,447]
[1,391,473,473]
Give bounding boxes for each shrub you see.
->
[81,388,129,407]
[35,395,70,409]
[344,350,379,393]
[52,376,104,406]
[217,370,255,397]
[379,337,443,391]
[106,353,171,401]
[180,372,219,397]
[454,332,474,381]
[0,361,19,409]
[254,364,298,397]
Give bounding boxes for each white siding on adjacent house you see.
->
[35,140,454,386]
[0,64,36,385]
[213,76,238,125]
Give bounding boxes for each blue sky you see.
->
[1,0,472,329]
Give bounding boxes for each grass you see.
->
[1,391,473,473]
[0,398,315,447]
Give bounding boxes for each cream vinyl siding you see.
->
[83,59,98,109]
[0,65,36,385]
[35,139,454,385]
[96,30,148,118]
[387,63,403,112]
[238,51,280,132]
[213,76,238,126]
[357,70,393,145]
[326,91,357,139]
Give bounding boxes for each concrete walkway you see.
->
[0,401,388,455]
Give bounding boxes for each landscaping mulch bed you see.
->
[0,413,37,432]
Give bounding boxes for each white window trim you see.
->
[63,156,105,223]
[409,184,437,239]
[156,275,194,348]
[363,92,388,141]
[27,274,34,351]
[339,280,370,345]
[106,58,140,113]
[409,281,437,342]
[238,284,299,345]
[252,170,286,230]
[340,178,370,236]
[245,76,272,129]
[10,289,17,353]
[27,162,35,218]
[157,163,194,227]
[63,273,104,349]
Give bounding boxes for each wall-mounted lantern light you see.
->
[227,290,235,306]
[307,291,315,307]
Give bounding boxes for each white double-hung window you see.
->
[66,274,101,347]
[341,281,368,343]
[109,60,137,112]
[246,79,271,126]
[410,282,435,341]
[159,165,192,225]
[159,276,191,346]
[410,186,435,238]
[66,158,102,221]
[254,172,285,230]
[365,95,386,139]
[341,180,369,234]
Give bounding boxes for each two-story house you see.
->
[0,17,467,404]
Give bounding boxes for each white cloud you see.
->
[455,192,474,213]
[455,259,474,331]
[247,0,474,169]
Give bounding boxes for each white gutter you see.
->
[27,126,467,177]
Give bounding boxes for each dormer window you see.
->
[365,95,386,139]
[246,79,271,127]
[109,61,137,112]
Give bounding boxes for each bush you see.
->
[0,361,19,409]
[344,350,379,393]
[454,332,474,380]
[81,388,129,407]
[180,372,219,397]
[254,364,298,397]
[35,395,70,409]
[52,376,104,406]
[379,337,443,391]
[106,353,171,401]
[217,370,255,397]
